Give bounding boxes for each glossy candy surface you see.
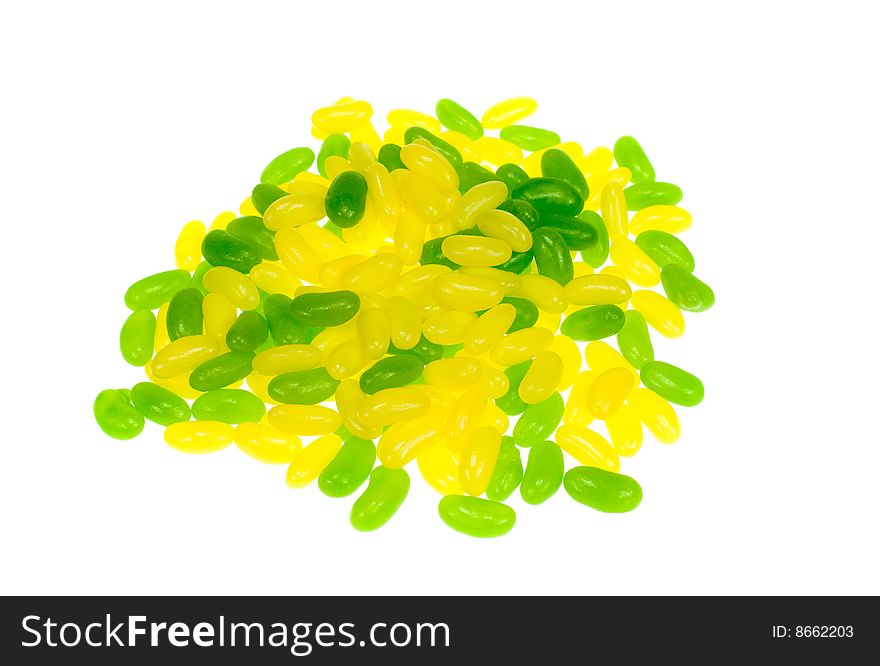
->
[438,495,516,538]
[350,466,410,531]
[564,466,643,512]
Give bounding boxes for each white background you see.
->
[1,0,878,596]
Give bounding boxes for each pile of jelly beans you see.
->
[95,97,714,537]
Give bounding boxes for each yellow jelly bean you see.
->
[144,361,202,400]
[348,142,377,175]
[423,310,477,345]
[601,182,628,239]
[476,209,533,252]
[253,344,321,375]
[417,443,463,495]
[234,421,302,464]
[447,384,489,445]
[609,238,661,287]
[548,335,581,390]
[310,320,357,358]
[400,143,459,192]
[263,193,325,231]
[323,155,351,180]
[587,367,635,420]
[480,364,510,399]
[450,180,508,229]
[275,227,323,284]
[298,223,347,262]
[535,309,562,333]
[211,211,236,230]
[518,350,564,404]
[521,149,544,178]
[343,252,403,293]
[151,335,222,378]
[481,96,538,129]
[555,423,620,472]
[584,174,607,211]
[286,179,329,197]
[350,122,383,153]
[480,401,510,433]
[516,274,568,313]
[629,205,693,234]
[423,357,482,391]
[607,166,632,187]
[584,341,639,384]
[432,272,505,311]
[471,137,524,166]
[564,370,597,426]
[367,162,403,219]
[458,266,521,294]
[356,387,430,427]
[394,170,445,222]
[391,264,451,301]
[572,261,595,278]
[556,141,583,160]
[581,147,614,176]
[600,264,629,281]
[463,303,517,355]
[245,372,280,405]
[268,404,341,436]
[154,303,171,351]
[459,426,501,496]
[490,326,554,366]
[335,379,383,440]
[201,292,236,348]
[565,274,632,305]
[378,413,445,468]
[384,295,421,350]
[164,421,234,454]
[319,254,364,289]
[174,220,206,271]
[627,387,680,444]
[605,404,642,457]
[249,262,300,297]
[325,339,367,380]
[312,100,372,133]
[356,307,391,360]
[387,108,441,133]
[630,290,686,338]
[286,434,343,488]
[202,267,260,310]
[394,211,427,265]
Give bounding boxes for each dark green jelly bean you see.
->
[94,389,144,440]
[541,149,589,201]
[495,360,532,415]
[350,466,410,532]
[250,183,288,215]
[326,171,368,228]
[438,495,515,538]
[617,310,654,370]
[166,288,204,341]
[191,261,211,295]
[289,290,360,326]
[189,351,254,392]
[419,237,460,269]
[226,311,269,352]
[269,367,339,404]
[560,305,626,341]
[486,436,523,502]
[201,230,262,274]
[520,440,564,505]
[499,125,560,151]
[495,163,529,191]
[359,354,424,394]
[130,382,190,426]
[264,294,309,345]
[226,216,278,261]
[635,230,695,271]
[317,134,351,178]
[532,227,574,285]
[458,161,503,194]
[377,143,406,171]
[318,437,376,498]
[495,248,534,274]
[497,198,540,230]
[124,269,191,310]
[640,361,704,407]
[403,127,463,172]
[436,98,483,140]
[260,146,315,186]
[623,182,682,209]
[512,177,584,216]
[388,335,442,364]
[564,466,643,513]
[501,297,539,333]
[538,212,599,250]
[580,211,610,267]
[119,310,156,366]
[512,392,564,447]
[613,136,655,184]
[661,265,715,312]
[191,389,265,424]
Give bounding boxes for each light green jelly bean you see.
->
[635,230,695,272]
[166,287,204,341]
[191,389,265,424]
[269,367,339,405]
[458,162,503,194]
[512,392,564,447]
[319,437,376,498]
[580,211,610,267]
[350,466,410,532]
[119,310,156,366]
[317,134,352,178]
[191,262,211,296]
[377,143,406,172]
[560,305,626,341]
[251,183,288,215]
[520,440,564,505]
[623,182,682,210]
[486,436,523,502]
[436,98,483,140]
[289,290,360,327]
[226,216,278,261]
[260,147,315,186]
[500,125,561,151]
[124,270,192,310]
[640,361,704,407]
[564,466,643,513]
[226,311,269,352]
[438,495,516,538]
[541,149,589,201]
[616,310,654,370]
[661,265,715,312]
[495,360,532,415]
[94,389,144,440]
[130,382,190,426]
[613,136,655,184]
[189,351,254,392]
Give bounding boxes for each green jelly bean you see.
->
[512,177,584,217]
[495,248,534,274]
[458,161,503,194]
[166,288,204,341]
[616,310,654,370]
[486,436,523,502]
[497,198,540,230]
[269,367,339,404]
[226,311,269,352]
[564,466,643,513]
[263,294,309,345]
[640,361,704,407]
[495,163,529,191]
[541,149,589,200]
[317,134,351,177]
[191,261,211,295]
[124,270,192,310]
[495,360,532,415]
[438,495,515,538]
[580,211,610,267]
[119,310,156,366]
[388,334,443,364]
[323,221,344,239]
[435,98,483,140]
[226,216,278,261]
[201,230,262,274]
[560,305,626,341]
[520,440,564,505]
[319,437,376,498]
[94,389,144,440]
[325,171,368,228]
[289,290,360,327]
[513,392,564,447]
[377,143,406,171]
[538,212,599,251]
[260,146,315,186]
[420,236,460,269]
[335,423,353,441]
[189,351,254,392]
[635,230,695,271]
[499,125,560,151]
[613,136,655,184]
[251,183,288,215]
[130,382,190,426]
[624,182,682,210]
[532,227,574,285]
[403,127,463,172]
[501,297,539,333]
[359,354,424,394]
[191,389,265,424]
[350,466,410,532]
[661,265,715,312]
